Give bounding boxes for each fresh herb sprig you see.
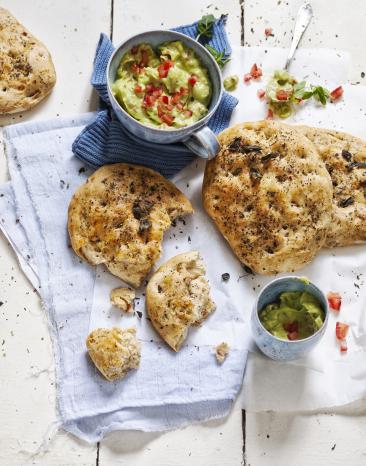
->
[196,14,216,41]
[205,45,231,68]
[293,81,330,105]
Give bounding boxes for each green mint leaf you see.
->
[312,86,329,106]
[300,90,314,100]
[205,45,231,68]
[196,15,216,41]
[293,81,306,92]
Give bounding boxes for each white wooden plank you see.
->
[244,0,366,82]
[112,0,241,46]
[0,232,97,465]
[246,410,366,466]
[99,399,243,466]
[0,0,111,464]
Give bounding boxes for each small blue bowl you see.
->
[106,30,223,160]
[251,276,329,361]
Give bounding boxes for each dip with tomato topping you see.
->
[111,41,212,129]
[259,291,325,341]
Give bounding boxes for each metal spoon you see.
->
[284,2,313,70]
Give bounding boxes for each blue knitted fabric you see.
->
[72,17,238,177]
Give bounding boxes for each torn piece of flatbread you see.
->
[86,327,140,381]
[68,163,193,288]
[0,7,56,113]
[215,342,230,364]
[110,287,135,313]
[146,251,215,352]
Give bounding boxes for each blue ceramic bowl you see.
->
[251,276,329,361]
[106,30,223,160]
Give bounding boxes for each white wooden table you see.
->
[1,1,366,464]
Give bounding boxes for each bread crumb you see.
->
[86,327,141,381]
[110,287,135,313]
[215,342,230,364]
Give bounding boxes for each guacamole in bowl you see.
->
[111,41,212,129]
[259,291,325,341]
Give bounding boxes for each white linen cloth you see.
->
[0,114,247,443]
[1,47,366,442]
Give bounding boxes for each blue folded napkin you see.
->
[72,17,238,177]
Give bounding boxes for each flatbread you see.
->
[298,126,366,247]
[0,7,56,114]
[146,251,215,351]
[68,163,193,288]
[202,121,333,274]
[86,327,140,381]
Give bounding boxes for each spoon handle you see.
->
[284,2,313,70]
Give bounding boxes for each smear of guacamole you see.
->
[259,291,325,341]
[223,75,239,92]
[112,41,212,129]
[265,69,296,119]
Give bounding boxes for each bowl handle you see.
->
[183,126,220,160]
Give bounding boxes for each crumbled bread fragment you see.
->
[86,327,140,381]
[110,287,135,313]
[215,342,230,364]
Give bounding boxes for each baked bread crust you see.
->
[68,163,193,288]
[86,327,140,381]
[298,125,366,247]
[203,121,333,274]
[146,251,215,351]
[0,7,56,113]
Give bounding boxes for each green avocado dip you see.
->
[112,41,212,129]
[259,291,325,341]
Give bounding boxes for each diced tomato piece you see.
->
[266,108,274,119]
[175,102,184,110]
[184,109,193,117]
[134,85,143,94]
[145,84,154,94]
[160,95,169,105]
[336,322,349,340]
[180,86,189,95]
[265,27,274,38]
[257,89,266,99]
[161,114,174,126]
[330,86,344,101]
[276,90,289,101]
[287,331,299,341]
[140,49,149,67]
[340,339,348,353]
[144,94,156,108]
[244,73,252,83]
[158,65,167,78]
[171,93,181,105]
[283,321,299,333]
[131,45,139,54]
[250,63,263,79]
[327,292,342,311]
[131,63,141,74]
[166,104,174,111]
[188,75,198,86]
[152,88,163,97]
